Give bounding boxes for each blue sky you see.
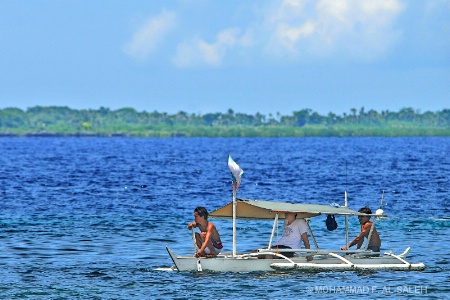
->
[1,0,449,116]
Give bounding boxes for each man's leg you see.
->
[194,232,203,249]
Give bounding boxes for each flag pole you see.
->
[345,161,349,249]
[228,154,243,258]
[232,187,237,257]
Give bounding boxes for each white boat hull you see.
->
[166,247,425,273]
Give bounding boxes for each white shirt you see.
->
[276,218,308,249]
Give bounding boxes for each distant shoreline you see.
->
[1,106,449,137]
[0,133,128,138]
[1,127,449,138]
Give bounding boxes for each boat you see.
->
[165,156,425,272]
[166,198,425,272]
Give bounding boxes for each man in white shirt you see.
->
[276,212,313,261]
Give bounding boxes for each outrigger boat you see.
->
[166,156,425,272]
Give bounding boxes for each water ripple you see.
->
[0,137,449,298]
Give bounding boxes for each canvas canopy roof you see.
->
[209,198,372,220]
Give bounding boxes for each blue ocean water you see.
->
[0,137,449,299]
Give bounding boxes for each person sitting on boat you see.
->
[275,212,313,261]
[340,206,381,255]
[187,206,223,258]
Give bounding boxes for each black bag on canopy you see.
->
[326,214,338,231]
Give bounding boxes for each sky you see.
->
[1,0,449,116]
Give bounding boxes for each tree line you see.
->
[0,106,449,137]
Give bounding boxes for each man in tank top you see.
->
[187,206,223,257]
[341,206,381,255]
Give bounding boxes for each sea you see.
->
[0,137,449,299]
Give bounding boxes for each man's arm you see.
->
[301,232,313,261]
[301,233,310,249]
[197,223,214,254]
[348,223,372,248]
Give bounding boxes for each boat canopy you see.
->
[209,198,374,220]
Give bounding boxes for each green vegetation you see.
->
[0,106,449,137]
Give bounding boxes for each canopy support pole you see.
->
[268,213,279,249]
[364,216,377,250]
[306,219,319,249]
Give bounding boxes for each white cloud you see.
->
[173,28,250,67]
[275,21,315,52]
[123,0,407,66]
[124,11,176,61]
[264,0,405,60]
[269,0,306,23]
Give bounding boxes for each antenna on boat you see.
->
[376,190,385,217]
[344,161,348,207]
[345,161,348,197]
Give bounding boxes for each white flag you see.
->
[228,154,244,191]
